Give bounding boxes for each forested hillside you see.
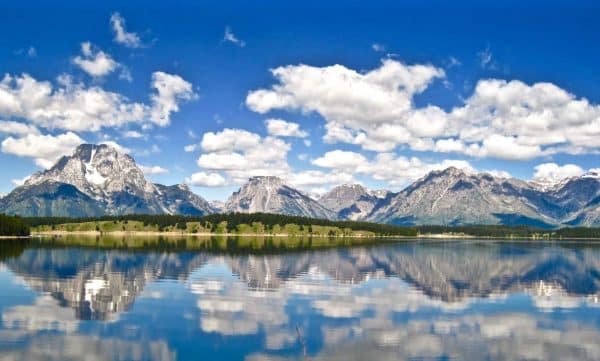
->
[0,214,30,236]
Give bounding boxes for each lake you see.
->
[1,237,600,360]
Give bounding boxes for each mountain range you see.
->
[1,143,600,227]
[0,144,215,217]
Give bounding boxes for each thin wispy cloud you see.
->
[477,45,497,70]
[223,26,245,47]
[372,43,385,52]
[110,12,142,48]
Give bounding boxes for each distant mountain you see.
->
[0,144,215,217]
[209,200,225,213]
[368,167,558,227]
[0,180,103,217]
[225,176,336,219]
[3,144,600,227]
[318,184,385,220]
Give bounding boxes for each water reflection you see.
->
[0,238,600,360]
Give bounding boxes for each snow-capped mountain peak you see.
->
[2,143,214,217]
[25,143,156,199]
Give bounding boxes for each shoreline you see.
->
[31,230,388,238]
[21,231,600,241]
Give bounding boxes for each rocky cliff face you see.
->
[367,167,600,227]
[225,176,336,219]
[368,167,557,226]
[0,144,215,217]
[319,184,384,221]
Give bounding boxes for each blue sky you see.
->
[1,0,600,200]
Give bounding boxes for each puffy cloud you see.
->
[247,59,444,122]
[247,59,600,160]
[245,59,448,152]
[533,163,584,183]
[467,135,543,161]
[312,150,368,169]
[223,26,245,47]
[110,12,142,48]
[265,118,308,138]
[0,72,194,132]
[0,120,39,136]
[1,131,84,168]
[149,72,197,126]
[200,128,261,153]
[72,42,119,77]
[196,128,291,184]
[186,171,227,187]
[451,79,600,159]
[358,155,474,187]
[139,165,169,175]
[312,149,473,188]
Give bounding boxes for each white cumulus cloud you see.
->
[186,171,227,187]
[150,72,197,126]
[312,150,368,169]
[247,58,600,161]
[265,118,307,138]
[72,42,119,78]
[195,128,291,184]
[533,163,585,183]
[0,71,194,132]
[1,132,84,168]
[0,120,40,136]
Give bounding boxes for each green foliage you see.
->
[24,213,600,239]
[24,213,418,236]
[0,214,30,236]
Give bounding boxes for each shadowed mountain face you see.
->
[0,144,215,217]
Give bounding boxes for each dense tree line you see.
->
[22,213,600,238]
[25,213,418,236]
[0,214,30,236]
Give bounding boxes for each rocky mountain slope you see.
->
[368,167,600,227]
[224,176,336,219]
[2,143,600,226]
[0,144,215,217]
[318,184,388,220]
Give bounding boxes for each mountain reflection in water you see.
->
[1,238,600,360]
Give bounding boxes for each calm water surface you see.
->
[1,238,600,360]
